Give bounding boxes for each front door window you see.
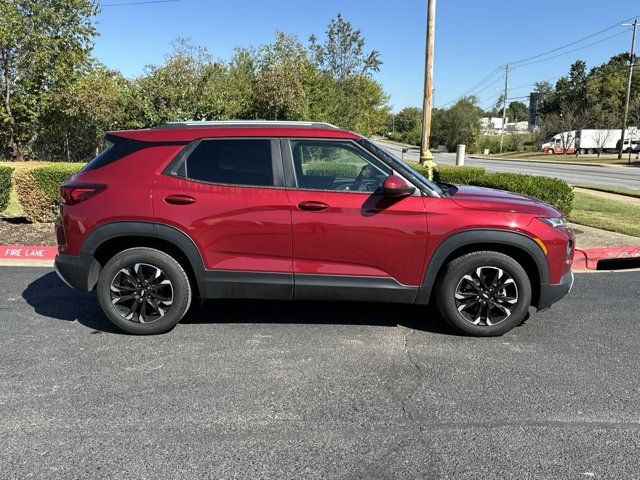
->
[290,140,391,193]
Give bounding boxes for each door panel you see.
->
[286,189,429,286]
[154,175,292,273]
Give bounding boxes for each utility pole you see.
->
[420,0,436,174]
[619,17,638,161]
[499,65,509,153]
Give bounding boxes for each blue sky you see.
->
[94,0,639,112]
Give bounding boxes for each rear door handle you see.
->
[298,201,329,212]
[164,194,196,205]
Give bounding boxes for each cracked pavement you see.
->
[1,267,640,479]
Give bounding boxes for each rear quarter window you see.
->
[80,139,145,172]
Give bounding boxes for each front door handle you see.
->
[165,194,196,205]
[298,201,329,211]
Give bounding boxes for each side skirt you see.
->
[294,274,417,304]
[201,271,293,300]
[200,271,418,304]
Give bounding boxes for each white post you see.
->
[456,144,466,166]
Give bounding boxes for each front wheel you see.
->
[97,247,192,334]
[435,251,532,336]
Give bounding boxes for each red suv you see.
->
[54,121,574,336]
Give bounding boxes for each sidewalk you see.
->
[570,223,640,250]
[573,187,640,206]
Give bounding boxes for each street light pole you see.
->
[420,0,436,175]
[619,17,638,161]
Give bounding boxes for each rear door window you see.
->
[184,139,274,187]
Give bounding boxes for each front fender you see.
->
[414,229,549,305]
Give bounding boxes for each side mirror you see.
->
[382,175,416,198]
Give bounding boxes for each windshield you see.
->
[357,138,445,197]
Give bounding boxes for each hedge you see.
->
[473,171,574,215]
[418,164,574,215]
[0,166,13,213]
[304,162,360,178]
[14,163,84,222]
[431,165,486,185]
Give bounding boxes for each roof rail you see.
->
[158,120,341,130]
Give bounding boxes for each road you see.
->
[376,140,640,191]
[2,266,640,478]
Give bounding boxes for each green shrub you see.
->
[474,171,574,215]
[0,166,13,212]
[14,163,84,222]
[432,165,486,185]
[414,164,574,215]
[304,162,360,178]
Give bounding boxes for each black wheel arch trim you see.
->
[80,221,207,293]
[414,229,549,305]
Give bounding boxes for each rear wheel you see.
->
[435,251,532,336]
[97,247,192,334]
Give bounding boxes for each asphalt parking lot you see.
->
[1,267,640,479]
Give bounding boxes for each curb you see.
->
[574,246,640,270]
[1,245,57,261]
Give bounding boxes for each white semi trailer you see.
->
[541,127,639,154]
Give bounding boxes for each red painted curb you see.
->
[574,246,640,270]
[0,245,58,260]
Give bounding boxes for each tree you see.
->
[219,47,258,119]
[431,97,483,151]
[540,101,590,154]
[132,38,218,126]
[0,0,98,160]
[309,14,381,80]
[331,75,389,135]
[507,101,528,122]
[35,62,129,161]
[393,107,422,133]
[586,53,633,121]
[254,32,310,120]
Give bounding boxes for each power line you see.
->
[509,76,563,91]
[472,74,505,97]
[505,14,639,66]
[436,67,502,108]
[513,30,628,68]
[442,12,639,110]
[481,93,502,110]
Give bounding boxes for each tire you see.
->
[435,251,532,337]
[579,148,586,155]
[546,148,554,155]
[97,247,192,335]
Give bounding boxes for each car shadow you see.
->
[22,272,458,336]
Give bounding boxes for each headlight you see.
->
[538,217,568,228]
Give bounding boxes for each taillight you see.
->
[60,183,106,205]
